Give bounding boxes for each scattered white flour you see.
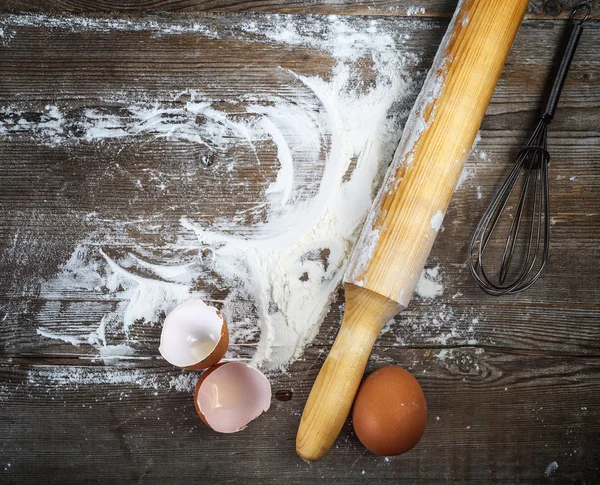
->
[169,372,200,392]
[0,96,325,150]
[28,366,161,389]
[2,15,430,377]
[456,165,476,190]
[381,294,481,351]
[344,0,465,291]
[0,14,218,40]
[430,210,444,232]
[455,131,486,191]
[435,348,449,361]
[377,261,481,351]
[0,385,9,402]
[415,266,443,299]
[37,328,88,347]
[21,365,198,393]
[544,461,559,477]
[406,6,426,16]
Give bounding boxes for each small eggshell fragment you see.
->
[352,366,427,456]
[194,362,271,433]
[159,299,228,370]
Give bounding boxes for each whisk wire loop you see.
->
[570,3,591,25]
[468,5,588,295]
[469,122,551,295]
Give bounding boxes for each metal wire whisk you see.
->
[469,4,591,296]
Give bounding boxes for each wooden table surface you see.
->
[1,0,599,483]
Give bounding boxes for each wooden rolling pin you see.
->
[296,0,529,461]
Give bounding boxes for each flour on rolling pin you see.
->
[345,0,496,307]
[345,1,465,292]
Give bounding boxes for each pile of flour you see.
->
[1,14,436,374]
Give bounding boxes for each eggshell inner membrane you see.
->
[197,362,271,433]
[159,299,224,368]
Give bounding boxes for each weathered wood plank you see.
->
[2,171,599,357]
[0,13,418,102]
[0,10,599,483]
[2,157,600,357]
[1,347,599,484]
[1,16,599,105]
[0,14,598,363]
[1,0,599,20]
[1,133,598,239]
[3,293,599,361]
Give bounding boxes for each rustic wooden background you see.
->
[1,0,599,483]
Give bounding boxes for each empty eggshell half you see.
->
[159,299,228,370]
[194,362,271,433]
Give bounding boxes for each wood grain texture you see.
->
[299,0,530,461]
[0,18,597,357]
[1,347,599,483]
[0,9,599,485]
[0,0,599,19]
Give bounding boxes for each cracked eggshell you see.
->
[194,362,272,433]
[159,299,229,370]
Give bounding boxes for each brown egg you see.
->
[352,366,427,456]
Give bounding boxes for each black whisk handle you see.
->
[543,3,590,120]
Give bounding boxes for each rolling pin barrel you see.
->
[297,0,530,461]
